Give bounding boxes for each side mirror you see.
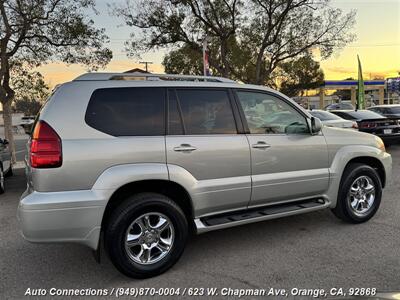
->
[311,117,322,134]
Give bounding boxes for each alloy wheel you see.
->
[125,213,175,265]
[347,175,375,217]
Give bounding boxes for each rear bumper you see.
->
[17,189,107,250]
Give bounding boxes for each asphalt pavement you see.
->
[1,146,400,299]
[14,138,27,162]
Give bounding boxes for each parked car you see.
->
[18,73,392,279]
[0,138,13,194]
[330,110,400,144]
[308,110,358,130]
[325,101,355,111]
[368,105,400,119]
[20,116,36,135]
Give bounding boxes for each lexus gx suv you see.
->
[18,73,392,278]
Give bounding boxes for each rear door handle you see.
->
[252,141,271,149]
[173,144,197,152]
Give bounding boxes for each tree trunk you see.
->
[2,100,16,163]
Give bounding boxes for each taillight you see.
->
[359,122,377,129]
[30,121,62,168]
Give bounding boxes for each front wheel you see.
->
[332,163,382,223]
[105,193,188,278]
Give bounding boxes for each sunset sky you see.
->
[37,0,400,87]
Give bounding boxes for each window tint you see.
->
[237,91,309,134]
[168,90,184,135]
[176,89,237,135]
[85,87,165,136]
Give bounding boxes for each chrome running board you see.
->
[195,198,330,234]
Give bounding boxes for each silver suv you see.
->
[18,73,392,278]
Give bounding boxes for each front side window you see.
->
[85,87,165,136]
[236,91,309,134]
[176,89,237,135]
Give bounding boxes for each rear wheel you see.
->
[332,163,382,223]
[105,193,188,278]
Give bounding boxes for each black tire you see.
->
[5,164,13,177]
[105,193,188,278]
[331,163,382,223]
[0,165,5,194]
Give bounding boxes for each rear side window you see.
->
[176,89,237,135]
[85,87,165,136]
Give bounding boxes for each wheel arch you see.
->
[101,179,195,232]
[344,156,386,188]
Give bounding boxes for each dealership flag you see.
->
[357,55,365,109]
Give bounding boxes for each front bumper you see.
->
[17,188,108,250]
[381,151,392,187]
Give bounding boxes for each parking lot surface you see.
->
[1,146,400,299]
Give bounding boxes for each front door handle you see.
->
[252,141,271,149]
[173,144,197,152]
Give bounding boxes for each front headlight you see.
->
[375,136,386,152]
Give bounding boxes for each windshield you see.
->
[309,110,342,121]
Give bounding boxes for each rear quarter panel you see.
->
[30,82,167,192]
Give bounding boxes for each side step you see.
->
[195,198,330,234]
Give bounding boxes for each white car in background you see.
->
[19,116,36,134]
[308,110,358,130]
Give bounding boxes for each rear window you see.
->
[387,106,400,114]
[85,87,165,136]
[333,110,385,120]
[309,110,342,121]
[347,110,385,120]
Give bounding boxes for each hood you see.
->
[322,125,379,148]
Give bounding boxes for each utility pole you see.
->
[139,61,153,72]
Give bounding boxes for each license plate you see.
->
[384,129,392,134]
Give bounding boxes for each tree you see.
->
[112,0,243,78]
[11,64,49,116]
[0,0,112,162]
[113,0,355,84]
[278,54,324,97]
[163,45,203,75]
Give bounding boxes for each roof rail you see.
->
[73,72,236,83]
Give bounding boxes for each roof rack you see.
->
[73,72,236,83]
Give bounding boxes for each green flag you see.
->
[357,55,365,109]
